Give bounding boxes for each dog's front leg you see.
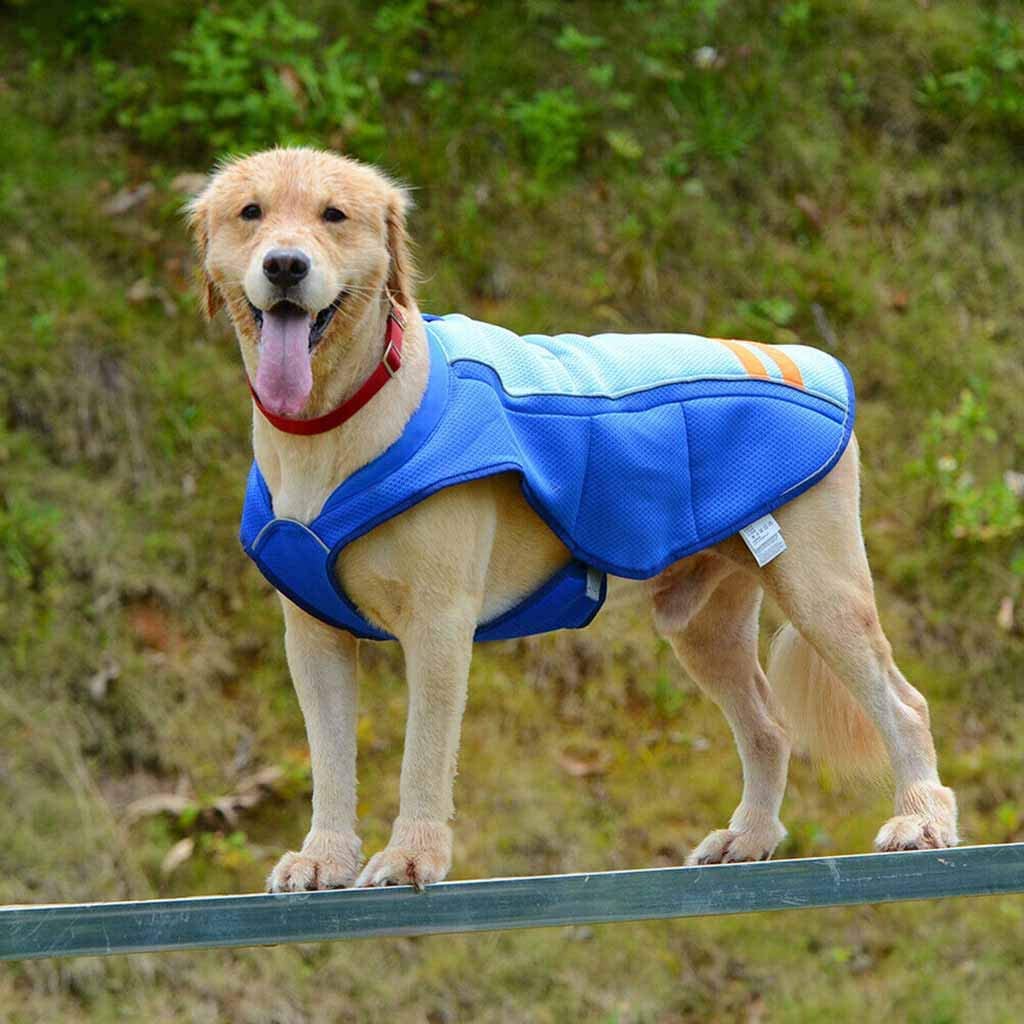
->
[355,605,476,888]
[267,598,363,892]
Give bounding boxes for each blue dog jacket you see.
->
[240,314,855,641]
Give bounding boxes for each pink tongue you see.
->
[255,306,313,416]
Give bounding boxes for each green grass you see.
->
[1,1,1023,1020]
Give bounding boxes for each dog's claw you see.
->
[687,822,786,866]
[267,830,363,892]
[355,846,450,889]
[874,814,958,852]
[355,821,452,888]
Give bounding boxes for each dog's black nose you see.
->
[262,248,310,288]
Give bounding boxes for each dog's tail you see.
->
[766,623,888,779]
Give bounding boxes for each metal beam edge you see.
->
[3,843,1023,961]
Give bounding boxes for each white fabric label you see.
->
[586,568,603,601]
[739,514,787,567]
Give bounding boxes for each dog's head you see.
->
[186,148,413,416]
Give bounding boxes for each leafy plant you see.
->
[199,830,257,873]
[0,490,62,589]
[836,70,869,117]
[587,63,616,89]
[95,2,383,156]
[605,129,643,161]
[556,25,606,58]
[65,2,129,57]
[918,15,1024,132]
[919,388,1024,571]
[663,67,765,167]
[509,88,588,183]
[779,1,813,40]
[737,297,797,328]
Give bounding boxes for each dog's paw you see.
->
[874,814,958,852]
[354,819,452,889]
[686,821,786,866]
[875,784,959,852]
[267,829,363,892]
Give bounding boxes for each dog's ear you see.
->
[385,187,415,311]
[184,187,223,321]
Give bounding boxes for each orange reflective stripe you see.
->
[746,341,805,388]
[712,338,770,379]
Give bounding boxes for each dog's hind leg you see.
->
[654,562,791,864]
[753,442,958,850]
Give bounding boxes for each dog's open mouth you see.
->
[249,292,346,352]
[248,292,347,416]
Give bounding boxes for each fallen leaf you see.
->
[794,194,824,231]
[997,595,1015,632]
[238,765,284,791]
[1004,470,1024,498]
[124,793,194,824]
[126,278,179,317]
[747,994,767,1024]
[169,172,208,196]
[209,766,285,825]
[885,287,910,312]
[127,601,182,653]
[124,766,284,828]
[692,46,720,69]
[558,748,611,777]
[101,182,155,216]
[160,837,195,877]
[126,278,152,303]
[86,659,120,702]
[278,66,305,104]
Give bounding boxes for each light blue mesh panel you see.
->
[780,344,849,403]
[431,314,849,409]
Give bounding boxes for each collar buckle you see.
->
[382,338,402,377]
[387,300,407,329]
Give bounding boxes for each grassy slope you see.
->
[1,1,1023,1020]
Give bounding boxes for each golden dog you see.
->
[187,147,958,891]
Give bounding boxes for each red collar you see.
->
[248,303,406,436]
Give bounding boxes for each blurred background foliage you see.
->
[1,0,1023,1020]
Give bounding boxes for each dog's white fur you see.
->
[187,148,958,890]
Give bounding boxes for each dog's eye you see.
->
[240,203,262,221]
[323,206,347,223]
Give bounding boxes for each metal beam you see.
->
[3,843,1022,961]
